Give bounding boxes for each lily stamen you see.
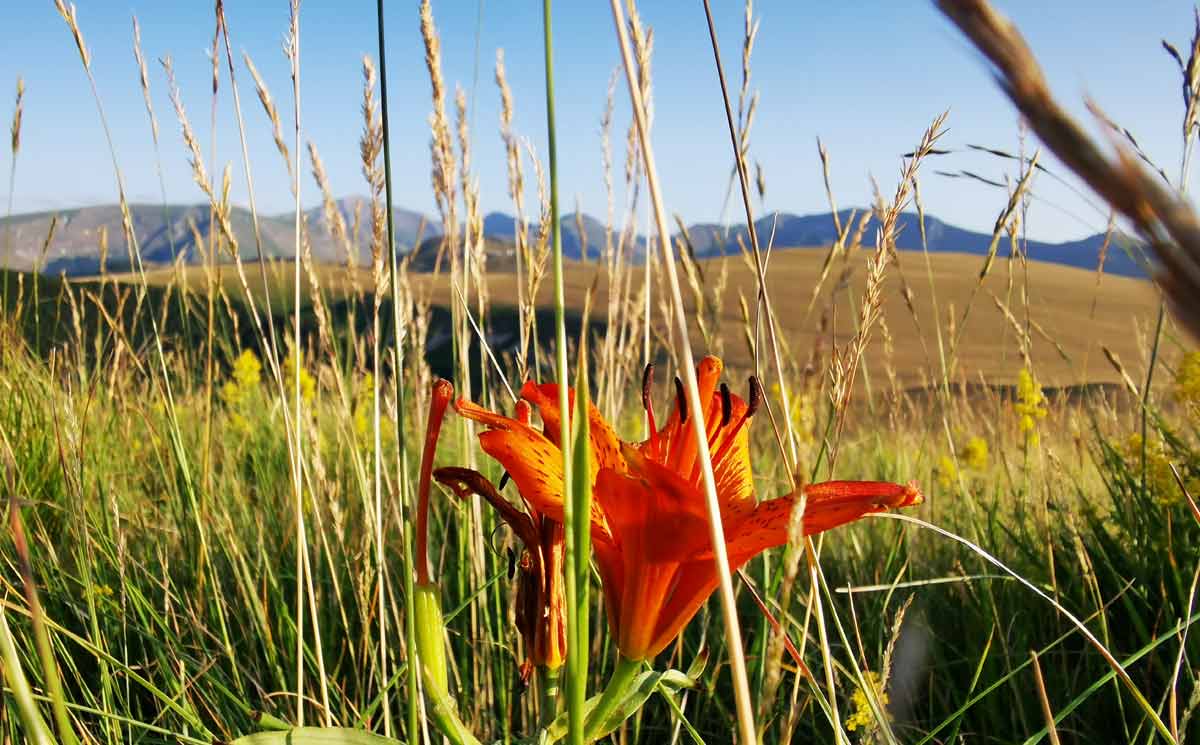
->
[642,364,660,455]
[710,377,763,469]
[673,376,688,424]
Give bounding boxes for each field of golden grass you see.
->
[114,247,1158,389]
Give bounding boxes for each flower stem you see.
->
[584,656,641,739]
[539,665,562,730]
[540,1,584,743]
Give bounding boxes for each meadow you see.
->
[3,1,1200,744]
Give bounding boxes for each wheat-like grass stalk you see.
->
[938,0,1200,341]
[280,0,329,727]
[3,76,23,307]
[243,52,293,184]
[524,138,552,380]
[358,54,393,733]
[609,2,757,742]
[130,15,181,330]
[495,49,532,382]
[828,114,947,466]
[213,3,284,390]
[160,57,240,256]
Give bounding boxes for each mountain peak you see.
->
[0,200,1146,279]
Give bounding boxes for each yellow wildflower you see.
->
[959,436,989,472]
[936,454,958,490]
[1014,368,1047,449]
[1175,351,1200,421]
[845,670,889,733]
[284,348,316,406]
[353,372,396,449]
[221,349,263,436]
[1122,433,1199,508]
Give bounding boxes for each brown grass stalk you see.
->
[938,0,1200,340]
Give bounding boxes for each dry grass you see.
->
[111,247,1158,390]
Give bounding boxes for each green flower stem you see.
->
[539,665,563,730]
[413,582,482,745]
[583,656,641,739]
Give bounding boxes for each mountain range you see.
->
[0,198,1149,279]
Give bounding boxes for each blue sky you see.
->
[0,1,1194,242]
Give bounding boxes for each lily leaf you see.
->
[542,665,699,743]
[231,727,405,744]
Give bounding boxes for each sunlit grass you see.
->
[4,0,1200,743]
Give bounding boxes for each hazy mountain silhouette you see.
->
[0,201,1147,278]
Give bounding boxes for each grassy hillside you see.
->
[102,248,1158,389]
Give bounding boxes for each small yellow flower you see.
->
[1014,368,1047,449]
[1122,433,1199,508]
[845,670,889,733]
[1175,351,1200,421]
[353,372,396,449]
[936,453,958,490]
[959,436,989,472]
[221,349,263,437]
[284,349,316,407]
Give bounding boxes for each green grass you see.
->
[5,1,1200,742]
[1,282,1199,742]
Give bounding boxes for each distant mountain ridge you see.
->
[0,200,1148,279]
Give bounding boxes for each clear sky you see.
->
[0,1,1195,242]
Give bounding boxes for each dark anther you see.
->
[506,547,518,580]
[674,376,688,423]
[642,363,655,411]
[747,376,763,417]
[499,470,512,490]
[720,383,733,426]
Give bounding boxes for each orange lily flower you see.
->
[454,356,924,662]
[433,400,567,677]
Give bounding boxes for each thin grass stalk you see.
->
[285,0,311,726]
[362,46,393,739]
[10,504,78,745]
[699,0,799,476]
[135,100,188,338]
[541,2,584,740]
[201,7,221,504]
[608,2,756,742]
[0,606,54,745]
[215,5,283,379]
[3,77,22,310]
[373,2,422,736]
[874,511,1177,741]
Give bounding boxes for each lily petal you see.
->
[432,466,539,548]
[520,380,627,476]
[722,481,925,562]
[592,465,709,660]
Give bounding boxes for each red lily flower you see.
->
[454,356,924,661]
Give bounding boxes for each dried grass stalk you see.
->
[939,0,1200,338]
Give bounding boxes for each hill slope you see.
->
[107,250,1158,389]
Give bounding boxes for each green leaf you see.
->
[231,727,405,744]
[0,609,55,745]
[543,665,699,744]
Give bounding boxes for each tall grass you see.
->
[2,1,1200,744]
